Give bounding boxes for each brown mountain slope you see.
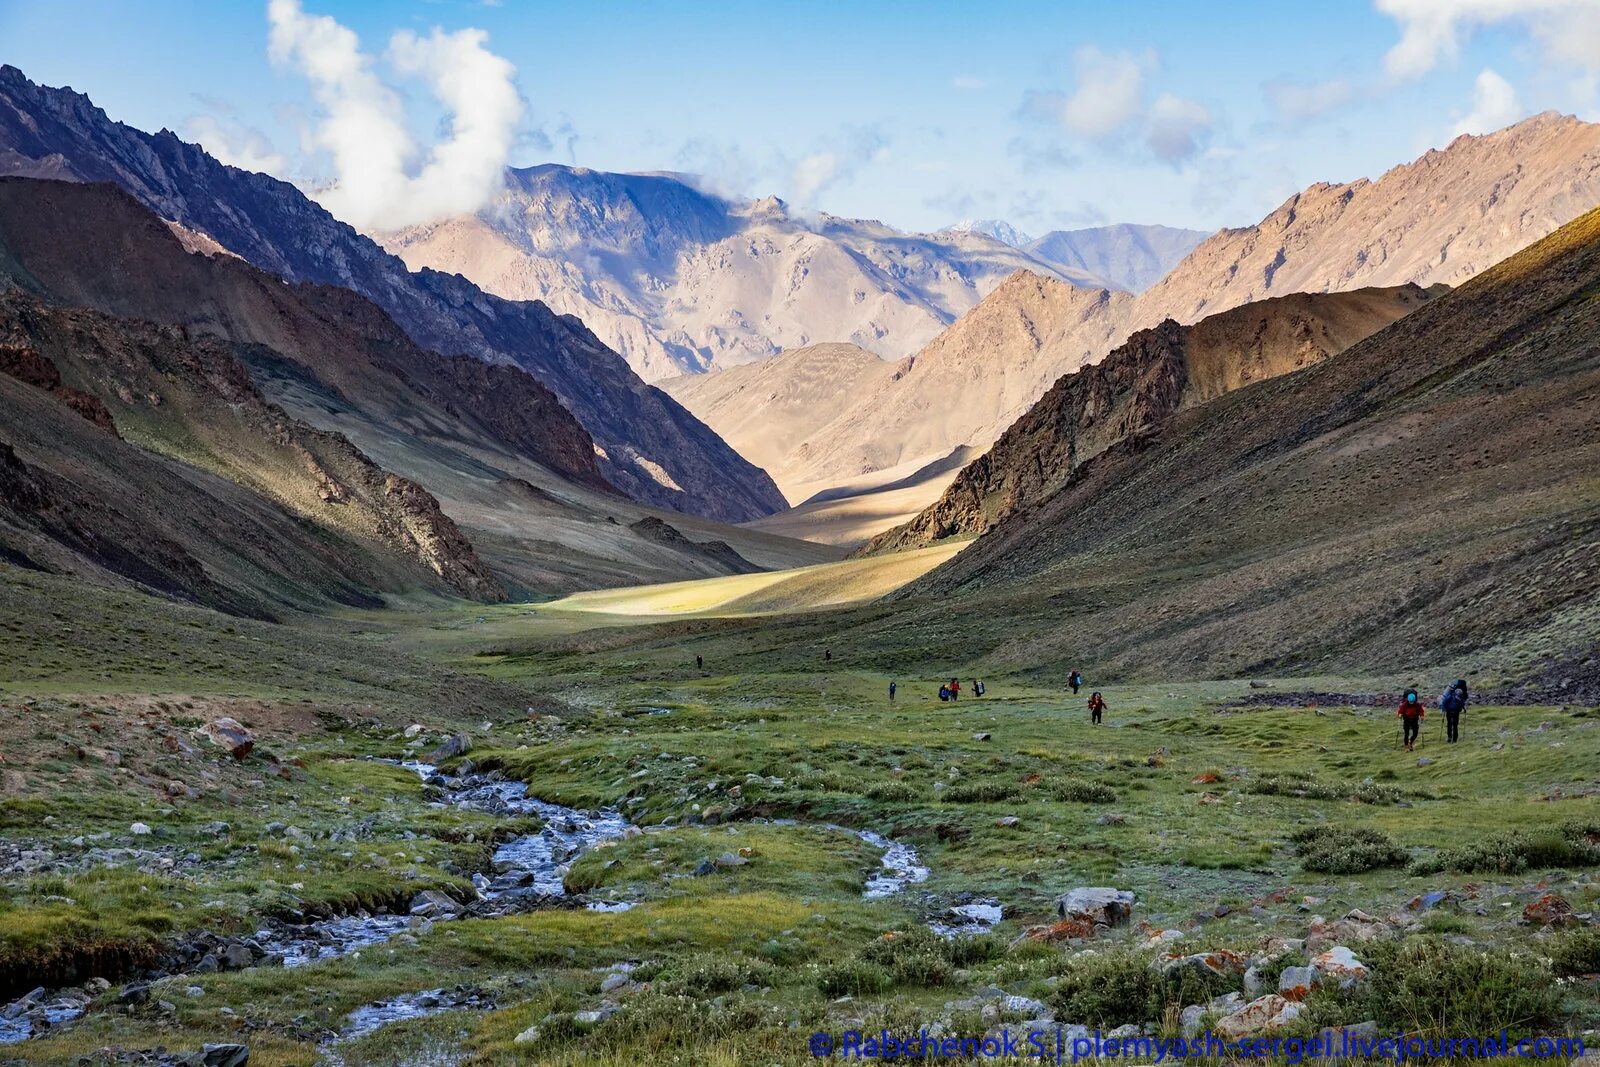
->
[1134,112,1600,323]
[785,274,1131,490]
[869,285,1438,551]
[0,178,830,594]
[758,114,1600,529]
[658,343,907,502]
[0,178,609,495]
[877,205,1600,687]
[0,290,504,605]
[0,65,785,522]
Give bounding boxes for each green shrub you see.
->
[1048,778,1119,804]
[1350,939,1560,1033]
[943,780,1021,803]
[1548,928,1600,978]
[1247,774,1402,805]
[1291,826,1409,874]
[864,781,920,802]
[1048,949,1240,1027]
[813,959,892,997]
[1407,822,1600,876]
[654,952,777,996]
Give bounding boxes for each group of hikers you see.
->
[1397,678,1470,749]
[879,667,1470,750]
[934,678,984,701]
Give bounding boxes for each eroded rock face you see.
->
[0,339,116,433]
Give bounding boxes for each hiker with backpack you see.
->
[974,679,985,697]
[1069,670,1083,695]
[1439,679,1468,743]
[938,684,951,702]
[1087,691,1106,725]
[949,678,961,701]
[1397,688,1425,751]
[889,681,897,702]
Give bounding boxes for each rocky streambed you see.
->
[1,760,973,1049]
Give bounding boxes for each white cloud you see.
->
[952,75,987,90]
[789,126,889,209]
[266,0,523,231]
[1146,94,1213,163]
[1264,77,1354,122]
[1018,46,1211,164]
[1451,68,1523,134]
[1022,46,1147,138]
[1377,0,1600,80]
[184,114,287,174]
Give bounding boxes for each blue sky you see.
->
[3,0,1598,235]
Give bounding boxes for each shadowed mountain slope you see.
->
[869,284,1439,551]
[875,206,1600,686]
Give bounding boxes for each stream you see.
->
[0,760,994,1048]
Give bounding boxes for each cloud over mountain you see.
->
[266,0,523,231]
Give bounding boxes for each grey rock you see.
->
[1056,887,1135,925]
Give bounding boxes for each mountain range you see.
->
[0,65,783,525]
[376,169,1198,382]
[667,111,1600,543]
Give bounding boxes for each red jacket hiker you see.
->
[1397,689,1424,750]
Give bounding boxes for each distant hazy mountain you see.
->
[379,166,1118,381]
[941,218,1036,248]
[1027,223,1208,292]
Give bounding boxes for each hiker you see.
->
[1069,670,1082,695]
[889,681,897,702]
[825,648,831,662]
[949,678,961,701]
[1397,688,1425,750]
[1439,679,1468,743]
[974,679,985,697]
[696,654,703,670]
[938,685,951,702]
[1087,691,1106,725]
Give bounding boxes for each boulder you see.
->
[1523,892,1577,927]
[1311,946,1370,989]
[1214,994,1303,1039]
[409,889,461,917]
[1162,950,1247,980]
[403,724,424,739]
[1056,887,1135,926]
[514,1024,541,1045]
[1277,965,1315,1001]
[428,734,471,762]
[201,1044,250,1067]
[196,718,255,760]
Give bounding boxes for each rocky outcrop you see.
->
[628,516,758,576]
[0,65,783,523]
[0,339,115,432]
[867,285,1436,552]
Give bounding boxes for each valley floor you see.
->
[1,564,1598,1065]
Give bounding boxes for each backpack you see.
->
[1441,688,1464,713]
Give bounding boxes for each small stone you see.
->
[130,822,152,835]
[514,1025,541,1045]
[972,732,992,741]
